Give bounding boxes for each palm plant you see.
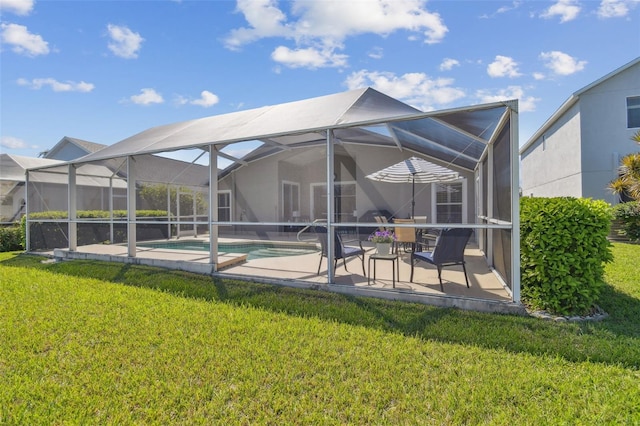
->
[609,130,640,201]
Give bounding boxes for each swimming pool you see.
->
[138,240,319,260]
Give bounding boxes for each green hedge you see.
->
[520,197,613,315]
[612,201,640,242]
[27,210,170,219]
[23,210,172,250]
[0,225,23,252]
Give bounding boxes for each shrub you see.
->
[520,197,613,315]
[0,224,23,252]
[611,201,640,242]
[23,210,172,250]
[26,210,170,220]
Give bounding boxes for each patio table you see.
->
[368,253,400,288]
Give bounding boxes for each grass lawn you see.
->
[1,243,639,424]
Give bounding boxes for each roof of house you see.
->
[520,56,640,154]
[40,136,209,186]
[45,136,107,159]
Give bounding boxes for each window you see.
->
[218,190,231,222]
[628,96,640,128]
[282,181,300,221]
[433,181,465,223]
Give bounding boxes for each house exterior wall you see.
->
[46,143,88,161]
[218,144,475,225]
[219,154,281,222]
[579,64,640,203]
[521,103,583,197]
[521,60,640,203]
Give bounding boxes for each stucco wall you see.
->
[521,103,583,197]
[579,64,640,203]
[47,144,87,161]
[521,61,640,202]
[219,144,475,225]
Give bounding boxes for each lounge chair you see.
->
[410,228,473,291]
[313,226,365,275]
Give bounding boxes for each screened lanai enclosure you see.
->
[26,88,521,311]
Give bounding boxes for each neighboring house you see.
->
[0,136,211,222]
[45,136,210,190]
[1,154,60,222]
[520,57,640,204]
[43,136,107,161]
[0,153,127,222]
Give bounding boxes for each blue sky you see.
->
[1,0,639,160]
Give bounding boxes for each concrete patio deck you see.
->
[49,236,525,315]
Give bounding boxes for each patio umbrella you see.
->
[365,156,459,218]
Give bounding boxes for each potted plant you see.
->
[368,230,396,255]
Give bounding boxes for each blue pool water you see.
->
[138,240,318,260]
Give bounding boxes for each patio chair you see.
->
[412,216,439,250]
[374,215,390,232]
[392,218,416,253]
[410,228,473,292]
[313,226,365,275]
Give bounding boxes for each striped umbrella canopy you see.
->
[366,157,459,218]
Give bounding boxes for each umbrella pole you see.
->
[411,175,415,218]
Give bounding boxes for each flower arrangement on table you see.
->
[368,230,396,243]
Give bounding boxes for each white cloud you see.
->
[0,23,49,56]
[496,1,522,14]
[540,0,581,23]
[533,72,546,80]
[17,77,94,92]
[480,1,522,18]
[107,24,144,59]
[368,46,384,59]
[190,90,220,107]
[0,0,34,15]
[224,0,291,50]
[487,55,522,78]
[129,88,164,105]
[344,69,465,110]
[224,0,448,69]
[271,45,348,68]
[226,0,447,47]
[0,136,27,149]
[476,86,539,112]
[597,0,639,18]
[539,51,586,75]
[439,58,460,71]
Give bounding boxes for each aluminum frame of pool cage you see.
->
[24,88,521,311]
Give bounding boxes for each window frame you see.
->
[217,190,232,222]
[627,95,640,129]
[431,179,467,223]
